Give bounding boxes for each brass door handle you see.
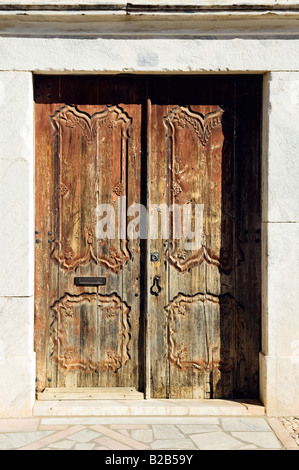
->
[150,276,162,296]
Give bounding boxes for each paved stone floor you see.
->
[0,416,296,450]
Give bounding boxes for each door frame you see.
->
[1,3,298,417]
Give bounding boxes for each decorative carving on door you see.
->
[163,106,238,273]
[165,293,241,373]
[165,106,224,147]
[50,292,131,372]
[50,104,131,272]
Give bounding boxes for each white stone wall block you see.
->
[0,38,299,73]
[0,297,34,358]
[259,353,276,414]
[0,72,34,161]
[266,222,299,357]
[264,72,299,222]
[275,356,299,416]
[0,157,34,296]
[0,72,34,297]
[0,354,36,418]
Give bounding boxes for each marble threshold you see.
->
[33,399,265,417]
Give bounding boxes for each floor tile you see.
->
[18,425,86,450]
[0,431,53,450]
[231,431,282,449]
[95,436,133,450]
[91,424,150,450]
[152,424,185,440]
[238,444,259,450]
[39,425,69,431]
[130,429,153,442]
[67,429,102,442]
[74,442,96,450]
[47,440,75,450]
[151,439,197,450]
[117,429,130,436]
[177,424,221,434]
[181,417,219,424]
[221,417,271,432]
[190,431,245,450]
[110,424,149,429]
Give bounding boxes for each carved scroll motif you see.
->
[50,105,131,272]
[163,106,238,273]
[50,293,131,372]
[166,106,224,147]
[165,293,241,372]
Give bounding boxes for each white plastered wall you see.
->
[260,72,299,416]
[0,21,298,417]
[0,72,35,417]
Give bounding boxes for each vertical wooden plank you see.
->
[34,76,60,392]
[147,77,170,397]
[233,75,262,398]
[145,84,151,399]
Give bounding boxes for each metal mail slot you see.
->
[74,277,106,287]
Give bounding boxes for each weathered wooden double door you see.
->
[35,75,261,398]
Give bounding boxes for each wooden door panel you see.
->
[50,104,131,272]
[50,292,131,373]
[34,76,145,392]
[148,76,261,399]
[164,105,225,273]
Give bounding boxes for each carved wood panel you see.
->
[50,104,131,273]
[164,106,225,272]
[50,293,131,373]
